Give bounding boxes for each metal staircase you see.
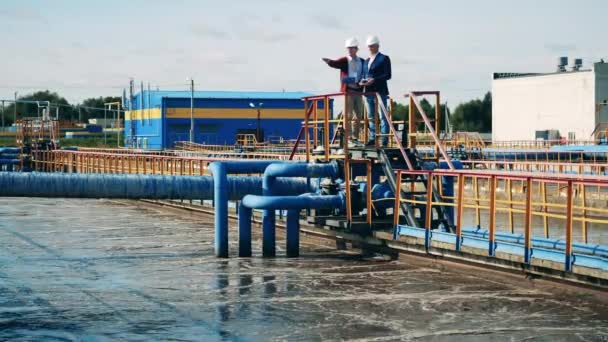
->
[379,148,455,232]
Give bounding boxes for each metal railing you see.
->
[73,147,171,155]
[461,159,608,176]
[489,139,600,149]
[479,148,608,164]
[174,141,305,160]
[393,169,608,272]
[441,132,488,149]
[289,91,417,165]
[33,150,215,175]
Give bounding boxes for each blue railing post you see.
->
[524,177,533,264]
[565,180,574,272]
[455,174,464,252]
[488,175,497,257]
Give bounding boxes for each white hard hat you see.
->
[344,37,359,48]
[366,35,380,46]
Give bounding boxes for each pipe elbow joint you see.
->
[208,161,225,177]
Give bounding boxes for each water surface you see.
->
[0,198,606,341]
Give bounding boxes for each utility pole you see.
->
[13,92,17,124]
[249,102,263,142]
[1,100,4,127]
[78,105,82,123]
[256,107,261,142]
[189,78,194,143]
[147,82,151,125]
[104,104,107,145]
[129,79,134,148]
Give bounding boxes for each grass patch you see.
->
[0,136,17,147]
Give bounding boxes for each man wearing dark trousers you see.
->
[360,35,392,147]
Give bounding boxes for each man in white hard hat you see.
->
[360,35,392,147]
[322,37,365,147]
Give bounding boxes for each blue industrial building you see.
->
[124,90,321,149]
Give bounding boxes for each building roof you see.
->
[134,90,312,100]
[492,70,592,80]
[127,90,315,110]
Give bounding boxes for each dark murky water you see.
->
[0,198,606,341]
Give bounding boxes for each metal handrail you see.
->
[393,168,608,272]
[405,92,454,169]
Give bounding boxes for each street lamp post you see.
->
[249,102,263,143]
[188,78,194,143]
[14,92,17,124]
[104,104,107,145]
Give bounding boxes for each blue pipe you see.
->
[287,210,300,257]
[0,159,20,165]
[261,162,339,257]
[241,193,345,257]
[0,172,311,200]
[238,203,252,257]
[0,147,20,154]
[0,154,19,160]
[208,160,306,258]
[242,193,344,210]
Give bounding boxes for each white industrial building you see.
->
[492,59,608,142]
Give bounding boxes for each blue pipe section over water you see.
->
[260,162,340,257]
[209,161,285,258]
[0,172,311,200]
[240,193,345,257]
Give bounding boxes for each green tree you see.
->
[1,90,77,125]
[392,101,408,121]
[0,91,122,126]
[80,96,122,121]
[391,98,448,132]
[450,92,492,133]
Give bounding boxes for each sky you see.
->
[0,0,606,108]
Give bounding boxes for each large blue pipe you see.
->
[241,193,344,210]
[208,160,309,258]
[240,193,345,257]
[0,147,20,154]
[0,159,20,165]
[0,172,311,200]
[238,203,253,257]
[0,154,19,160]
[261,162,339,256]
[286,209,300,258]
